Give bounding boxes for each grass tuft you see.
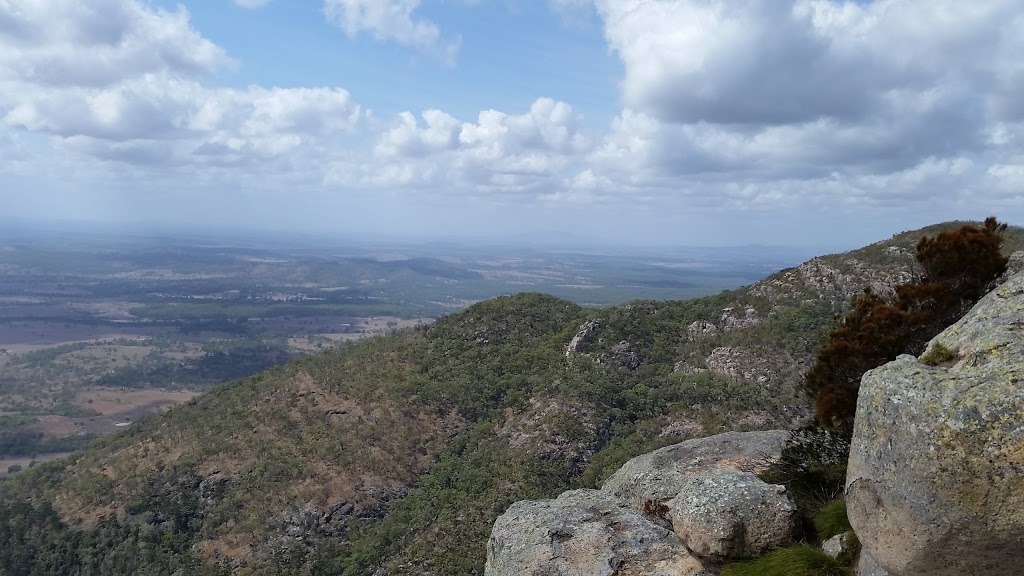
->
[814,500,852,540]
[720,544,847,576]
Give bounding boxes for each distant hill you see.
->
[2,221,1022,576]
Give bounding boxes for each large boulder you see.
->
[484,489,706,576]
[846,272,1024,576]
[603,430,789,507]
[603,430,795,561]
[668,467,798,560]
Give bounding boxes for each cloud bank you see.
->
[2,0,1024,244]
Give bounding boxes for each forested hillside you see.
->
[2,222,1022,575]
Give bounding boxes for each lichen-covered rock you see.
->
[484,489,706,576]
[603,430,789,508]
[846,271,1024,576]
[669,468,798,560]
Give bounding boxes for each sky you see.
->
[1,1,1023,249]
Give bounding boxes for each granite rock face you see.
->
[485,431,797,575]
[484,489,706,576]
[856,551,892,576]
[846,272,1024,576]
[602,430,789,508]
[668,467,798,560]
[603,431,796,561]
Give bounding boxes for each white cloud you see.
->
[0,0,365,174]
[329,98,590,196]
[5,0,1024,244]
[323,0,459,66]
[595,0,1023,126]
[0,0,229,87]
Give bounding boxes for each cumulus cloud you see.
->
[330,98,590,196]
[0,0,364,173]
[0,0,229,87]
[4,0,1024,243]
[595,0,1022,126]
[563,0,1024,213]
[323,0,459,65]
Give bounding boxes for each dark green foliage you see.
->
[759,423,850,516]
[808,218,1008,433]
[814,500,852,540]
[720,544,846,576]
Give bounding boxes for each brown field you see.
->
[0,452,73,477]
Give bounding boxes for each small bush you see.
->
[759,423,850,513]
[814,500,852,540]
[720,544,846,576]
[920,342,957,366]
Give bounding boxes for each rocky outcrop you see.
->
[484,489,707,576]
[485,430,796,575]
[704,346,776,384]
[846,271,1024,576]
[687,320,718,339]
[566,320,601,355]
[497,397,609,475]
[720,306,760,331]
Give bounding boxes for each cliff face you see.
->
[846,270,1024,576]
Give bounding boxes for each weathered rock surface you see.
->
[603,430,789,508]
[856,550,892,576]
[846,271,1024,576]
[668,467,798,560]
[821,533,847,559]
[602,430,795,561]
[484,489,706,576]
[566,319,601,355]
[704,346,776,384]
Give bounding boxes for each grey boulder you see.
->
[668,467,798,560]
[602,430,796,561]
[846,272,1024,576]
[484,489,706,576]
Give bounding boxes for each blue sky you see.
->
[2,1,1024,248]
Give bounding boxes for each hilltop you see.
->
[1,222,1022,575]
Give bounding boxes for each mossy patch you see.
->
[920,342,957,366]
